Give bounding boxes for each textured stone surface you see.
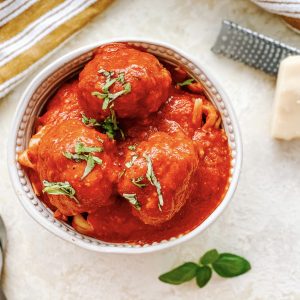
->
[0,0,299,299]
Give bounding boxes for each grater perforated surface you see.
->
[212,20,300,76]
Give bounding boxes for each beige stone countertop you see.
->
[0,0,299,299]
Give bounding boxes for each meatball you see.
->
[38,80,83,127]
[86,199,146,242]
[19,81,84,171]
[37,119,117,216]
[78,43,171,120]
[118,132,199,225]
[160,91,220,136]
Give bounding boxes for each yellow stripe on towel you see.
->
[0,0,65,43]
[0,0,113,97]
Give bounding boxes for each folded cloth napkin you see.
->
[0,0,113,98]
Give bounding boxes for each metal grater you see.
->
[212,20,300,76]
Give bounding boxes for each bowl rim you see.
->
[8,38,242,254]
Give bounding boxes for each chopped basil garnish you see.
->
[81,113,101,127]
[131,176,147,188]
[63,141,103,179]
[118,169,126,179]
[122,193,141,210]
[125,154,138,168]
[128,144,136,151]
[177,78,195,87]
[92,69,131,110]
[42,180,79,204]
[143,153,164,210]
[98,69,114,78]
[101,109,125,140]
[159,249,251,288]
[75,142,102,154]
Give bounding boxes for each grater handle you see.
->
[212,20,300,76]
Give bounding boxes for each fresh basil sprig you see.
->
[159,249,251,288]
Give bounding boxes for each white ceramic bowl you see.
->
[8,39,242,254]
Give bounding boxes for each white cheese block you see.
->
[271,56,300,140]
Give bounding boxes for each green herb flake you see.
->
[63,141,103,179]
[125,154,138,168]
[101,109,124,140]
[131,176,147,188]
[97,137,104,143]
[42,180,79,204]
[81,113,101,127]
[92,69,132,110]
[75,142,103,154]
[118,169,126,179]
[177,78,195,87]
[128,145,136,151]
[143,153,164,210]
[122,193,141,210]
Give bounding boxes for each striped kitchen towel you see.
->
[251,0,300,18]
[0,0,113,98]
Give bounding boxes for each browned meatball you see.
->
[38,80,83,127]
[37,119,117,216]
[118,132,199,225]
[78,43,171,120]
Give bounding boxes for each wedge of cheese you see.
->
[271,56,300,140]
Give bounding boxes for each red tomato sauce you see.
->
[87,92,231,244]
[19,43,231,245]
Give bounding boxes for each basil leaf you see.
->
[75,142,102,154]
[117,72,125,84]
[200,249,219,265]
[159,262,199,285]
[102,77,117,93]
[92,156,103,164]
[143,154,164,210]
[212,253,251,278]
[122,193,141,210]
[81,113,101,127]
[131,176,147,188]
[123,82,131,94]
[196,266,212,288]
[177,78,195,86]
[81,154,95,179]
[92,69,132,111]
[128,145,136,151]
[101,109,124,140]
[42,180,79,204]
[125,154,138,168]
